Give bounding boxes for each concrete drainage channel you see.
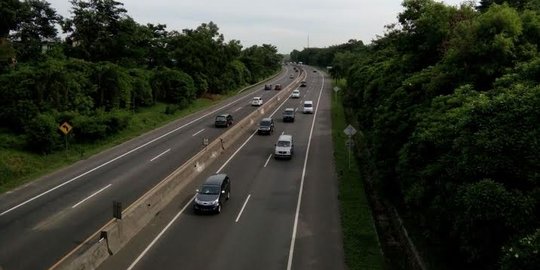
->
[50,71,307,270]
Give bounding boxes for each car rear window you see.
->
[304,103,312,107]
[216,116,226,121]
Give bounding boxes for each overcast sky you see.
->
[46,0,469,54]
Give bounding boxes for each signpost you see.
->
[58,122,73,152]
[333,86,340,101]
[343,124,357,169]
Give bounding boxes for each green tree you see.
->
[151,67,196,106]
[454,180,534,267]
[10,0,62,62]
[500,229,540,270]
[63,0,130,62]
[0,0,23,38]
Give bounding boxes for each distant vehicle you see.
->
[252,97,263,106]
[303,101,314,114]
[215,114,233,127]
[274,134,294,159]
[274,84,282,90]
[257,117,274,135]
[289,74,294,79]
[193,174,231,214]
[283,108,295,122]
[300,81,307,87]
[313,70,317,73]
[291,89,300,98]
[264,84,272,90]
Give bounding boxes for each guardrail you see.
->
[50,69,307,270]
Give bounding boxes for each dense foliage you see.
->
[0,0,281,154]
[292,0,540,269]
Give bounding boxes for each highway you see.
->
[0,66,299,270]
[98,67,345,270]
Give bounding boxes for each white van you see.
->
[303,100,314,114]
[274,134,294,159]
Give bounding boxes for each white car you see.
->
[274,134,294,159]
[252,97,263,106]
[303,100,314,113]
[291,90,300,98]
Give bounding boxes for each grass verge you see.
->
[331,79,385,269]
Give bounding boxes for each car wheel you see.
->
[216,204,222,214]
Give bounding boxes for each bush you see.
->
[453,180,535,267]
[24,113,62,154]
[500,229,540,270]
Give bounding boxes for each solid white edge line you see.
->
[286,73,325,270]
[72,184,112,209]
[235,194,251,223]
[0,80,265,217]
[264,154,272,168]
[150,149,171,162]
[127,195,196,270]
[191,128,205,137]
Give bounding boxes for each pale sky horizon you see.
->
[46,0,470,54]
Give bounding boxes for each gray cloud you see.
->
[46,0,467,53]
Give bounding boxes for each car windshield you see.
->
[216,116,226,121]
[199,185,220,195]
[284,111,293,115]
[260,120,271,126]
[304,104,312,108]
[277,140,290,147]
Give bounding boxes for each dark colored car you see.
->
[283,108,295,122]
[257,117,274,135]
[274,84,282,90]
[194,174,231,214]
[264,84,272,90]
[300,81,307,87]
[215,114,233,127]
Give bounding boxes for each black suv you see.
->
[194,174,231,214]
[264,84,272,90]
[215,114,233,127]
[283,108,295,122]
[257,117,274,135]
[300,81,307,87]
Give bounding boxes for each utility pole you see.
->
[307,34,310,49]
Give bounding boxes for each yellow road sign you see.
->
[59,122,73,135]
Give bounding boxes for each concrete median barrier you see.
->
[50,69,306,270]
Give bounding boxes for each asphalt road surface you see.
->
[0,66,300,270]
[99,67,345,270]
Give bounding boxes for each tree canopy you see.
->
[292,1,540,269]
[0,0,281,154]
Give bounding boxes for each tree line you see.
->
[0,0,281,154]
[292,0,539,269]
